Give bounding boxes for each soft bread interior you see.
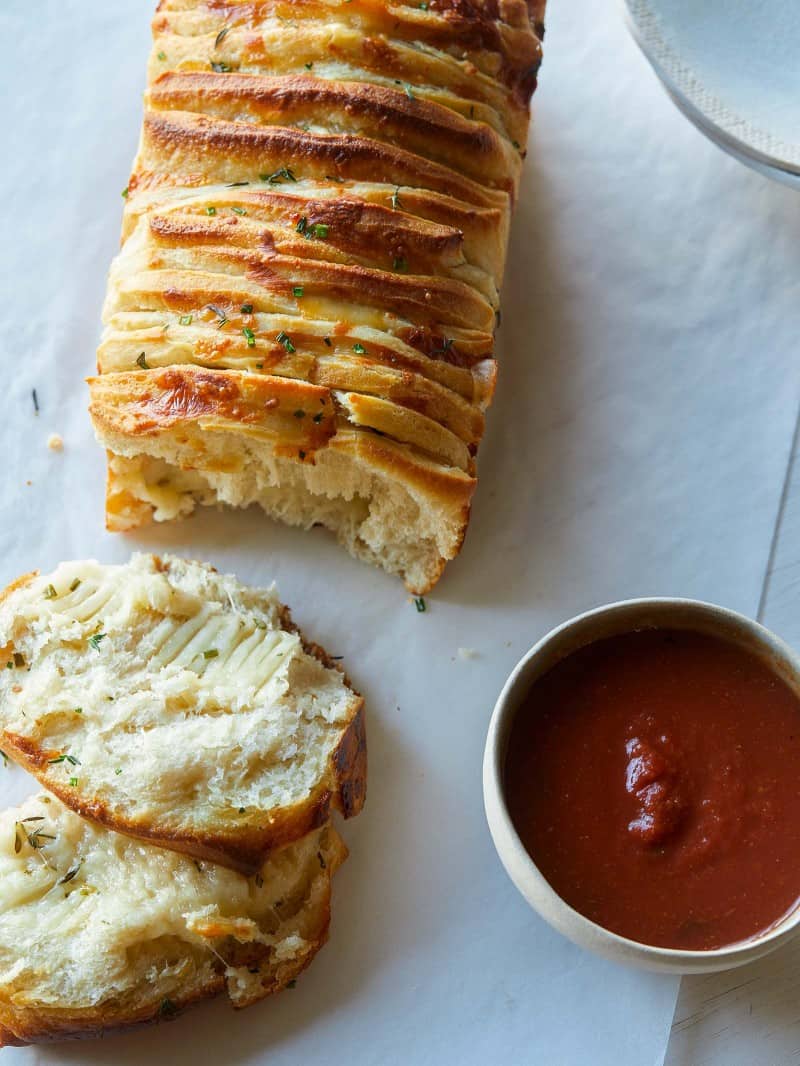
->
[0,555,363,868]
[0,793,346,1046]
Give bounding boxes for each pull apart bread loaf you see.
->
[88,0,546,592]
[0,554,365,873]
[0,793,346,1046]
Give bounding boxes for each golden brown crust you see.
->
[92,0,545,588]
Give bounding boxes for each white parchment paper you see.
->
[1,1,799,1063]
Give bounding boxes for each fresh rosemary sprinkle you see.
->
[305,62,313,69]
[121,187,129,199]
[205,303,228,327]
[214,26,230,48]
[391,187,402,210]
[323,336,332,347]
[49,754,80,766]
[0,751,7,767]
[69,777,78,787]
[206,206,217,216]
[238,807,246,814]
[254,618,268,629]
[44,584,57,599]
[352,342,367,354]
[69,577,81,591]
[203,649,219,660]
[296,216,307,235]
[226,181,250,188]
[179,314,193,326]
[74,708,83,714]
[293,286,304,298]
[309,223,328,238]
[136,352,150,370]
[240,303,254,315]
[59,863,81,885]
[160,998,177,1017]
[242,327,256,347]
[414,597,427,613]
[261,166,297,184]
[210,60,231,72]
[88,633,106,651]
[277,331,296,353]
[115,767,123,775]
[231,205,247,215]
[32,388,39,414]
[157,50,167,61]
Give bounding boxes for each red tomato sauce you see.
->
[504,628,800,950]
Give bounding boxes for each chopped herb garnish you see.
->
[44,584,58,599]
[287,979,297,989]
[74,708,83,714]
[296,216,307,235]
[59,863,81,885]
[393,257,407,272]
[69,577,81,591]
[69,777,78,787]
[214,25,230,48]
[32,388,39,414]
[205,303,228,327]
[49,753,80,765]
[238,806,246,814]
[432,337,454,356]
[13,824,22,853]
[157,50,167,61]
[179,314,193,326]
[298,450,306,460]
[313,412,324,424]
[414,597,426,613]
[210,60,231,72]
[226,181,250,188]
[276,331,296,353]
[404,83,416,100]
[305,61,313,69]
[293,409,306,419]
[308,223,328,239]
[293,286,304,298]
[352,342,367,354]
[136,352,150,370]
[323,336,332,347]
[121,187,129,199]
[88,633,106,651]
[242,327,256,347]
[239,304,254,317]
[391,187,402,210]
[115,767,123,775]
[512,139,521,150]
[261,166,297,184]
[231,205,247,215]
[206,206,217,216]
[0,751,7,767]
[159,998,177,1017]
[203,649,219,660]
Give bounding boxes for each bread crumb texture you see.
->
[0,792,347,1046]
[0,554,365,871]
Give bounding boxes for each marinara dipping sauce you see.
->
[504,628,800,950]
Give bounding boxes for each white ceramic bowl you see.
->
[483,598,800,973]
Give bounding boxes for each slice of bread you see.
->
[0,792,346,1047]
[0,554,365,872]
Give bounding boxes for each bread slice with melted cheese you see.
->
[0,792,346,1047]
[87,0,546,593]
[0,554,365,872]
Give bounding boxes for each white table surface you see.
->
[1,2,798,1064]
